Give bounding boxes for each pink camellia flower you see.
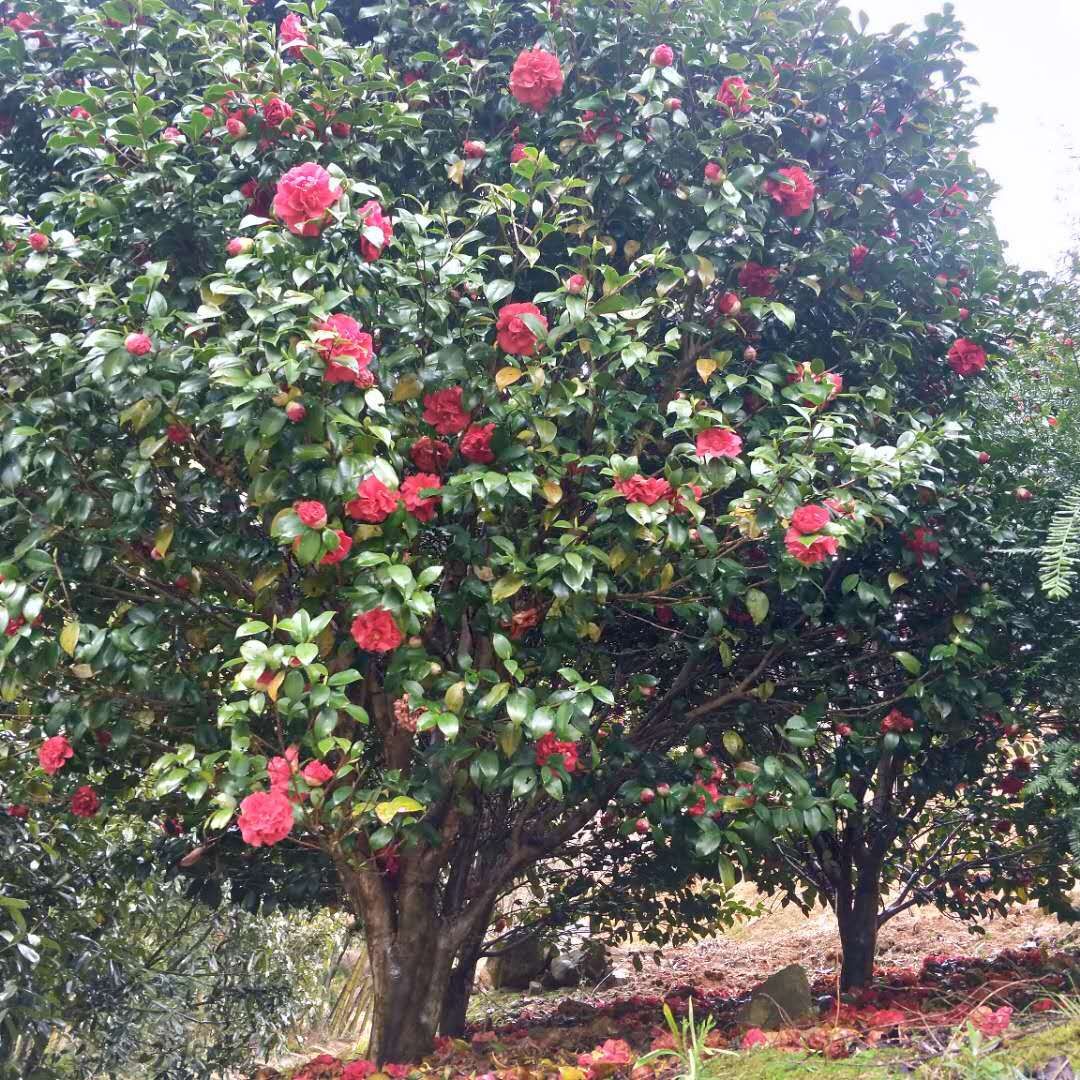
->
[460,423,496,464]
[28,231,49,252]
[357,200,393,262]
[790,504,830,535]
[423,387,471,435]
[650,44,674,67]
[161,126,183,143]
[351,607,404,652]
[716,75,752,113]
[577,1039,632,1079]
[125,332,153,356]
[463,139,487,159]
[764,166,815,217]
[70,785,101,818]
[738,261,778,298]
[346,476,400,523]
[267,747,299,794]
[496,301,547,355]
[320,530,353,565]
[566,273,587,295]
[704,161,723,185]
[262,96,293,128]
[695,427,743,461]
[238,789,295,846]
[314,313,374,384]
[850,244,869,271]
[509,48,564,111]
[39,734,74,775]
[947,338,987,376]
[70,105,91,120]
[510,142,528,163]
[410,437,452,473]
[741,1028,768,1050]
[881,708,915,734]
[226,236,253,256]
[400,474,441,523]
[226,116,247,138]
[279,12,308,56]
[615,475,674,506]
[784,527,838,565]
[294,500,328,529]
[302,760,334,786]
[273,162,343,238]
[342,1062,378,1080]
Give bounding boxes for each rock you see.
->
[736,963,813,1030]
[545,938,612,989]
[487,935,551,990]
[605,967,632,988]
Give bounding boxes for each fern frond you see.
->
[1040,491,1080,599]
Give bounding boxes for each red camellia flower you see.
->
[947,338,987,376]
[273,162,343,237]
[999,774,1024,796]
[302,760,334,786]
[695,427,743,461]
[166,423,190,444]
[342,1061,378,1080]
[351,607,404,652]
[509,48,564,111]
[346,476,400,522]
[715,291,741,315]
[279,12,308,56]
[268,747,299,794]
[850,244,869,271]
[7,804,28,819]
[496,302,548,355]
[460,422,496,464]
[238,789,295,846]
[422,387,471,435]
[410,436,452,473]
[463,139,486,159]
[70,786,101,818]
[903,527,941,565]
[320,530,352,565]
[615,475,674,506]
[764,166,815,217]
[704,161,723,185]
[28,231,49,252]
[650,43,674,67]
[314,313,374,384]
[510,142,528,163]
[357,200,393,262]
[716,75,752,113]
[741,1028,769,1049]
[124,331,153,356]
[262,96,293,128]
[738,261,779,298]
[400,474,442,522]
[535,732,579,773]
[295,500,328,529]
[881,708,915,734]
[790,504,830,535]
[70,105,91,120]
[784,527,838,565]
[39,734,73,775]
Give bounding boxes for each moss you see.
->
[996,1018,1080,1069]
[703,1048,903,1079]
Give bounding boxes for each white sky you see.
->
[854,0,1080,273]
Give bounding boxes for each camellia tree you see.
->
[3,0,1080,1062]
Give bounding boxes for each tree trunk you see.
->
[837,869,881,990]
[440,949,480,1037]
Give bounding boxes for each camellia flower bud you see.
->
[226,236,253,256]
[566,273,587,295]
[285,401,306,423]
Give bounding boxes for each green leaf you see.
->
[745,588,769,626]
[492,575,524,603]
[893,651,922,675]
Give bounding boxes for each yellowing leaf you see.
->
[659,562,674,590]
[71,663,94,680]
[153,523,174,558]
[444,681,466,713]
[608,546,628,572]
[529,366,546,389]
[498,723,521,757]
[59,622,79,657]
[374,796,425,824]
[733,507,761,538]
[722,730,743,755]
[447,159,465,187]
[953,613,974,634]
[623,239,641,260]
[542,480,563,505]
[888,572,908,593]
[253,565,284,593]
[696,355,717,383]
[559,1070,588,1080]
[391,374,424,402]
[266,671,285,702]
[585,621,601,642]
[496,366,524,391]
[697,255,716,288]
[492,575,524,603]
[745,588,769,625]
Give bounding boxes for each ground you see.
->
[267,894,1080,1079]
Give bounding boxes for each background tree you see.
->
[2,0,1078,1062]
